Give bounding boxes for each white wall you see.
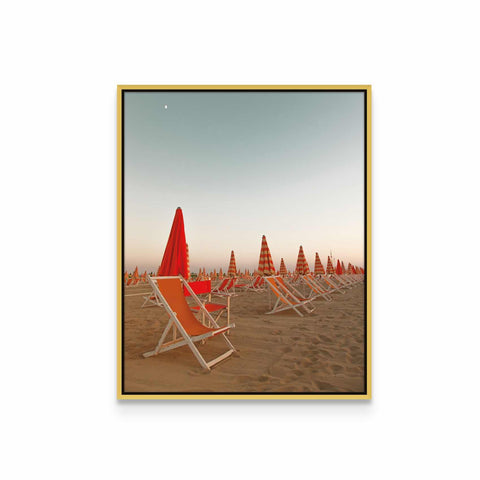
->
[1,1,479,479]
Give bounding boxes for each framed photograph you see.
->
[117,85,371,399]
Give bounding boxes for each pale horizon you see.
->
[124,91,365,273]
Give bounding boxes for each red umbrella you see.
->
[157,207,189,277]
[335,260,343,275]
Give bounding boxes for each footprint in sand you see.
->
[317,348,334,359]
[301,358,313,367]
[234,375,255,384]
[314,380,336,390]
[318,334,333,343]
[330,364,344,374]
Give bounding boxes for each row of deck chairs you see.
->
[265,273,364,317]
[140,272,363,371]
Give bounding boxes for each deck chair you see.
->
[211,278,229,294]
[245,276,265,292]
[143,276,236,371]
[213,277,237,296]
[265,276,314,317]
[184,280,231,330]
[318,275,347,294]
[302,274,333,301]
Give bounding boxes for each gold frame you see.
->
[117,85,372,400]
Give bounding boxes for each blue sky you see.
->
[124,91,364,273]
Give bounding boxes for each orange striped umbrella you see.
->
[347,263,354,274]
[341,261,346,273]
[279,258,287,276]
[228,251,237,276]
[219,268,224,279]
[185,243,190,280]
[295,246,310,275]
[133,266,139,279]
[336,260,343,275]
[257,235,276,276]
[314,252,325,275]
[326,256,335,274]
[360,267,364,274]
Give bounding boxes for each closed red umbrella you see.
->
[157,207,189,277]
[335,260,343,275]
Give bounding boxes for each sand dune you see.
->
[122,281,365,393]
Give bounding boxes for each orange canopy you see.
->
[227,251,237,276]
[279,258,287,276]
[295,246,310,275]
[314,252,325,275]
[257,235,275,276]
[335,260,343,275]
[157,207,189,278]
[326,256,335,274]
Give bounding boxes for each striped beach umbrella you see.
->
[326,256,335,274]
[360,267,365,274]
[314,252,325,275]
[133,266,139,279]
[228,251,237,276]
[295,246,310,275]
[341,261,346,273]
[257,235,276,276]
[279,258,287,276]
[347,263,354,274]
[336,260,343,275]
[185,243,190,280]
[219,268,224,279]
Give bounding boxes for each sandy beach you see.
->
[123,281,365,393]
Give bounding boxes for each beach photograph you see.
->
[119,86,370,397]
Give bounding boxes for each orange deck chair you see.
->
[265,276,314,317]
[184,279,232,330]
[302,274,333,301]
[143,276,236,371]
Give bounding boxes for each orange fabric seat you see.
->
[190,303,227,313]
[156,278,217,336]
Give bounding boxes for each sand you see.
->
[122,281,365,393]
